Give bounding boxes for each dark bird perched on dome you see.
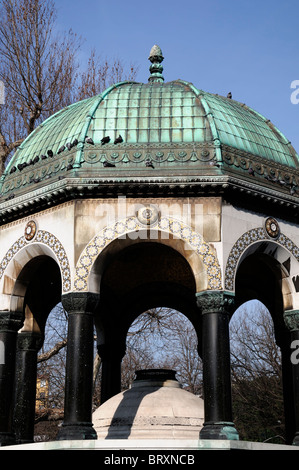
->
[227,92,232,99]
[101,136,110,145]
[209,160,220,168]
[145,158,154,168]
[103,161,116,168]
[66,142,72,151]
[57,145,65,154]
[114,134,123,144]
[47,149,53,157]
[17,162,27,171]
[290,185,297,195]
[85,136,94,145]
[264,174,276,182]
[72,138,78,147]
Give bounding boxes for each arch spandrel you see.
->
[74,216,222,293]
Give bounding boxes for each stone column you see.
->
[196,290,239,440]
[13,331,43,444]
[98,341,126,404]
[284,309,299,445]
[57,292,99,441]
[0,311,23,446]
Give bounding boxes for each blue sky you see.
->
[54,0,299,153]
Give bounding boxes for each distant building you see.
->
[36,375,49,412]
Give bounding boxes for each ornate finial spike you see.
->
[148,45,164,83]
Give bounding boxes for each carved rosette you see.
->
[264,217,280,239]
[136,205,159,226]
[24,220,37,241]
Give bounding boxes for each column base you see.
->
[292,432,299,446]
[57,423,97,441]
[200,422,239,440]
[0,432,16,447]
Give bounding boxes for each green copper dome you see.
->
[0,45,298,209]
[2,80,297,170]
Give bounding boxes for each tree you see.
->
[0,0,81,172]
[123,308,203,395]
[229,301,285,443]
[35,306,203,440]
[0,0,138,173]
[75,49,137,101]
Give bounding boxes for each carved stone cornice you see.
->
[196,290,235,315]
[221,143,299,186]
[1,152,299,226]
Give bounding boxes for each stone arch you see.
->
[224,226,299,304]
[0,228,72,301]
[74,215,222,292]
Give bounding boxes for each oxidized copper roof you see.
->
[2,80,297,170]
[0,46,298,221]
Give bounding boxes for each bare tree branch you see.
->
[37,338,67,364]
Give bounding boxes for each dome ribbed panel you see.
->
[89,82,208,145]
[7,96,97,169]
[203,92,297,167]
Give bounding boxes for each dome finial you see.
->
[148,45,164,83]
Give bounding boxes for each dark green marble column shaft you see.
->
[0,312,23,446]
[57,292,99,441]
[284,309,299,446]
[196,290,238,440]
[13,332,43,444]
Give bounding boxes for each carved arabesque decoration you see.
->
[0,229,71,293]
[224,224,299,291]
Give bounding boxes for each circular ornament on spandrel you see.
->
[264,217,280,239]
[136,205,159,226]
[24,220,37,241]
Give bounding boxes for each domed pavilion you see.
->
[0,45,299,446]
